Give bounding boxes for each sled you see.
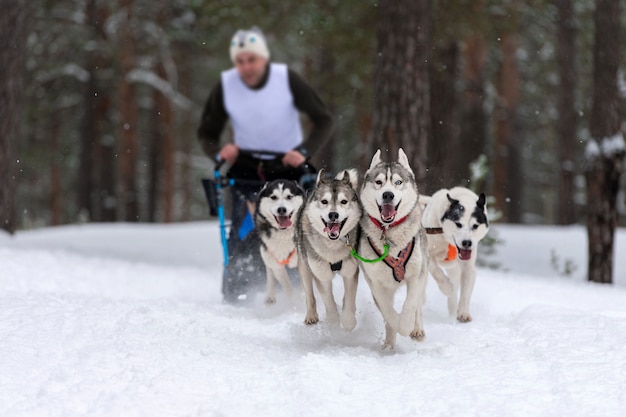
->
[201,150,316,303]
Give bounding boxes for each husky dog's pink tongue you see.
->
[323,222,341,239]
[458,248,472,260]
[380,204,397,223]
[276,215,292,229]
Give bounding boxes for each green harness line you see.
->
[350,244,389,263]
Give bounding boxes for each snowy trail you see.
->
[1,222,625,417]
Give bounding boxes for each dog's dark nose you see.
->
[277,206,287,216]
[461,239,472,248]
[382,191,394,203]
[328,211,339,222]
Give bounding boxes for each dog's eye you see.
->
[341,199,348,205]
[270,195,278,201]
[286,195,293,200]
[375,180,383,186]
[321,199,328,205]
[472,224,479,230]
[455,222,462,228]
[395,180,402,186]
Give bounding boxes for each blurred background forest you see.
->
[2,0,626,229]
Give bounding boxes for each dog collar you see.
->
[368,215,409,232]
[425,227,443,235]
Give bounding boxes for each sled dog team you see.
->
[254,148,489,349]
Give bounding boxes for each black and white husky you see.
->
[254,179,305,304]
[420,187,489,322]
[295,169,362,331]
[358,149,429,349]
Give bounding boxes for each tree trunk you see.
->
[555,0,578,225]
[428,41,458,194]
[585,0,624,284]
[369,0,431,181]
[0,0,29,234]
[458,35,488,192]
[50,116,61,225]
[118,0,139,221]
[178,41,193,222]
[493,33,522,223]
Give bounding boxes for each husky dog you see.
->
[295,169,362,331]
[255,179,305,304]
[358,149,429,349]
[421,187,488,322]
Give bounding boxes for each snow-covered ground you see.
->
[1,222,625,417]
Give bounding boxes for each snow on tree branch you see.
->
[125,68,191,110]
[585,132,626,161]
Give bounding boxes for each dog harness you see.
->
[425,227,458,261]
[367,236,415,282]
[269,248,296,266]
[330,261,343,271]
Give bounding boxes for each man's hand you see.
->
[282,150,306,167]
[218,144,239,164]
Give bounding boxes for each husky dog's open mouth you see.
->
[378,202,400,223]
[454,243,472,261]
[322,218,347,240]
[274,213,293,229]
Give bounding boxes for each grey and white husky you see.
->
[358,149,429,349]
[295,169,362,331]
[255,179,305,304]
[420,187,488,322]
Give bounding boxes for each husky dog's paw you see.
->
[381,333,397,350]
[264,296,277,305]
[304,312,319,325]
[457,312,472,323]
[326,310,340,325]
[398,310,416,337]
[341,314,357,332]
[410,329,425,341]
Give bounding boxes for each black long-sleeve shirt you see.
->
[197,64,334,159]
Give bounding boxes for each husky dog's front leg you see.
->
[401,264,428,340]
[340,264,359,332]
[381,321,397,350]
[315,276,340,324]
[367,277,400,332]
[457,263,477,322]
[299,261,318,325]
[264,266,277,304]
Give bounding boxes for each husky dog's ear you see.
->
[398,148,413,173]
[316,169,326,185]
[447,193,460,206]
[477,193,486,210]
[369,149,382,170]
[336,168,358,189]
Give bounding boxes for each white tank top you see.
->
[221,63,303,153]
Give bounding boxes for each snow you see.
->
[1,222,625,417]
[585,132,626,159]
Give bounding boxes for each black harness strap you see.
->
[330,261,343,271]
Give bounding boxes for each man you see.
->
[197,26,334,181]
[197,27,334,302]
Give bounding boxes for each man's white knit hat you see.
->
[229,27,270,62]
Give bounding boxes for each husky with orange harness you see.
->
[255,179,305,304]
[420,187,489,322]
[357,148,429,350]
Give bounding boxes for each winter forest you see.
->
[1,0,625,282]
